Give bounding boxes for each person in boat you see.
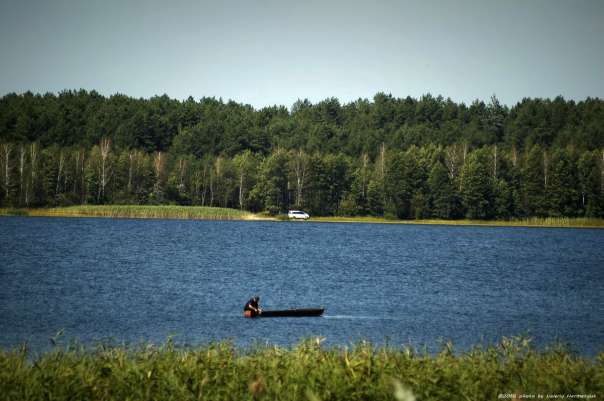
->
[244,296,262,317]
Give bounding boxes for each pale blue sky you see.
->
[1,0,603,107]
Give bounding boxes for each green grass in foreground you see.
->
[0,337,602,401]
[0,205,255,220]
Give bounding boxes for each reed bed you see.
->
[311,216,604,228]
[506,216,604,227]
[0,205,254,221]
[0,337,602,401]
[2,207,603,227]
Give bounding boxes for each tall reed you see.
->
[1,205,254,220]
[1,337,601,401]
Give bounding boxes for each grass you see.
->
[311,216,604,228]
[0,337,602,401]
[0,205,258,221]
[1,206,603,227]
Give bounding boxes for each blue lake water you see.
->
[0,216,603,355]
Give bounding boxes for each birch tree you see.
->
[78,149,85,203]
[128,151,135,192]
[444,144,465,189]
[19,145,26,206]
[511,144,518,168]
[126,150,149,200]
[153,151,165,202]
[210,156,236,208]
[210,156,221,206]
[378,142,386,181]
[177,158,187,193]
[73,149,81,196]
[28,143,38,206]
[543,149,549,189]
[55,150,65,199]
[600,149,604,195]
[166,155,193,203]
[289,149,309,208]
[99,138,111,201]
[233,150,258,210]
[196,160,209,206]
[0,143,12,203]
[191,163,205,206]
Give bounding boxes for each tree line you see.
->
[1,140,602,219]
[2,90,603,155]
[0,90,603,218]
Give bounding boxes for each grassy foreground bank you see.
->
[1,205,603,227]
[0,338,602,401]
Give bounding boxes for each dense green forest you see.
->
[1,90,603,218]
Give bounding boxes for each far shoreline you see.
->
[1,205,603,229]
[309,216,604,229]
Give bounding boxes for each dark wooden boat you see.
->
[244,308,324,318]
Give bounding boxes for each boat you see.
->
[244,308,324,318]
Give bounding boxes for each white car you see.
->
[288,210,310,220]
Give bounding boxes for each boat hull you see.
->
[244,308,324,318]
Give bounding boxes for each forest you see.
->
[0,90,603,219]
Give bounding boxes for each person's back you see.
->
[243,296,261,317]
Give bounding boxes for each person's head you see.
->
[253,296,260,303]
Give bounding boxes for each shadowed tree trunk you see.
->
[28,143,37,206]
[360,153,369,198]
[79,150,85,203]
[178,158,187,192]
[153,151,164,200]
[73,150,80,196]
[56,151,64,199]
[1,144,12,200]
[19,145,26,205]
[493,145,498,179]
[543,149,549,189]
[99,138,111,201]
[128,151,134,192]
[200,164,208,206]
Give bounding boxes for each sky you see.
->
[0,0,603,108]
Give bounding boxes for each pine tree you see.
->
[366,178,384,216]
[548,148,580,216]
[428,161,460,219]
[460,148,493,219]
[520,145,547,217]
[249,150,289,214]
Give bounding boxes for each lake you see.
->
[0,216,603,355]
